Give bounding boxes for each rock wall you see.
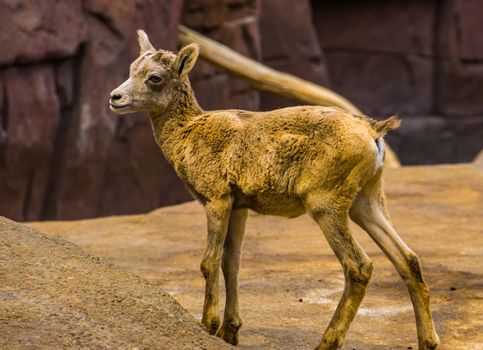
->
[310,0,483,164]
[182,0,261,111]
[0,0,188,221]
[258,0,330,111]
[1,0,482,220]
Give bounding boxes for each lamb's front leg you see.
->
[200,196,232,335]
[217,208,248,345]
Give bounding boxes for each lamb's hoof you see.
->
[202,317,221,335]
[313,345,339,350]
[216,319,242,345]
[420,335,440,350]
[313,346,337,350]
[313,338,342,350]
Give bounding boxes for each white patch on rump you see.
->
[374,137,385,169]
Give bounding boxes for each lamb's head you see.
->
[109,30,199,115]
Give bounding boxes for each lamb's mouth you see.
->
[109,103,131,112]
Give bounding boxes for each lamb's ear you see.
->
[174,43,199,78]
[137,29,155,54]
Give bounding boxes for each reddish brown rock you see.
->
[183,0,261,112]
[0,0,483,222]
[437,62,483,116]
[0,79,6,150]
[99,116,192,217]
[190,71,232,110]
[324,53,433,116]
[311,1,435,56]
[312,1,435,116]
[435,0,483,115]
[385,116,483,165]
[55,60,76,109]
[0,0,189,221]
[0,0,86,65]
[0,66,60,221]
[260,0,324,60]
[182,0,226,30]
[455,0,483,60]
[258,0,330,111]
[220,14,261,110]
[46,0,186,220]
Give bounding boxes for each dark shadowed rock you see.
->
[312,0,436,116]
[435,0,483,115]
[0,66,59,221]
[0,0,86,65]
[311,1,435,56]
[324,53,433,116]
[55,60,76,109]
[437,62,483,116]
[455,0,483,60]
[385,116,483,164]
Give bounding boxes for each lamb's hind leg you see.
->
[217,208,247,345]
[305,194,373,350]
[200,197,232,335]
[349,175,439,350]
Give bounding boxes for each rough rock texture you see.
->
[0,0,264,221]
[46,0,189,220]
[311,0,483,166]
[32,163,483,349]
[182,0,261,111]
[0,0,191,221]
[385,116,483,164]
[0,216,232,349]
[311,1,436,116]
[0,66,59,221]
[436,0,483,116]
[1,0,482,220]
[258,0,330,111]
[0,0,86,65]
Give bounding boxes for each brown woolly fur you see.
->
[109,31,439,350]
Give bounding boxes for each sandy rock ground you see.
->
[0,218,231,349]
[13,163,483,349]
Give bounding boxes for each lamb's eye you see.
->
[148,75,162,83]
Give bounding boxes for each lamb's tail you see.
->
[372,115,401,136]
[370,116,400,169]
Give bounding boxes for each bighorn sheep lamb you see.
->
[109,31,439,350]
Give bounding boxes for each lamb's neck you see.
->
[149,81,203,162]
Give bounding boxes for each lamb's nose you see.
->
[111,93,122,101]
